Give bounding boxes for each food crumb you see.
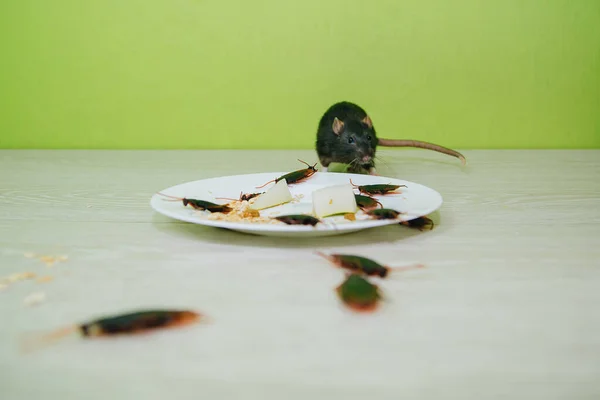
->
[292,194,305,202]
[344,213,356,221]
[3,272,37,283]
[0,272,37,290]
[25,254,69,267]
[36,276,54,283]
[24,292,46,307]
[39,256,56,266]
[196,200,282,224]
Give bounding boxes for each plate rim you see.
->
[150,171,443,234]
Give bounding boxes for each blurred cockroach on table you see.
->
[21,309,205,353]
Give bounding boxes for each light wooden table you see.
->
[1,149,599,400]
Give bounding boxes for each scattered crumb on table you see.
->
[24,253,69,267]
[0,271,37,290]
[2,272,37,283]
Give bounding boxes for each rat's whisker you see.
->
[374,155,391,167]
[347,157,365,173]
[348,157,360,167]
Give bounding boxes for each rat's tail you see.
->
[377,138,466,165]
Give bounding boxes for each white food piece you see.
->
[312,184,358,218]
[249,179,293,210]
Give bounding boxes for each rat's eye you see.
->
[367,135,372,141]
[348,137,355,144]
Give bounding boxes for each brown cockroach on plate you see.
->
[365,208,404,220]
[156,192,233,213]
[21,309,205,353]
[273,214,322,226]
[316,252,424,278]
[256,159,318,189]
[349,179,406,196]
[354,194,383,211]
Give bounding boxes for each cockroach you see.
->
[215,191,264,202]
[365,208,404,220]
[335,273,382,312]
[349,179,406,195]
[273,214,322,226]
[316,252,424,278]
[255,159,318,189]
[354,194,383,211]
[400,216,435,231]
[21,309,203,353]
[156,192,232,213]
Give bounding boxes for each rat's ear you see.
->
[362,115,373,129]
[332,117,345,135]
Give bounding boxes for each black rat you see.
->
[315,101,466,174]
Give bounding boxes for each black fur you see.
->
[315,101,378,172]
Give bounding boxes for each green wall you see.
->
[1,0,599,150]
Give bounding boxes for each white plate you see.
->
[150,172,443,237]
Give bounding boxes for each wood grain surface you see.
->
[1,149,599,400]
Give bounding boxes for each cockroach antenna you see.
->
[297,159,318,170]
[256,159,318,189]
[156,192,183,202]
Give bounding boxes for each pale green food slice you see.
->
[249,179,293,210]
[327,162,370,175]
[327,162,351,173]
[312,184,358,218]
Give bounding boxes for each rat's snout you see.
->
[361,155,372,163]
